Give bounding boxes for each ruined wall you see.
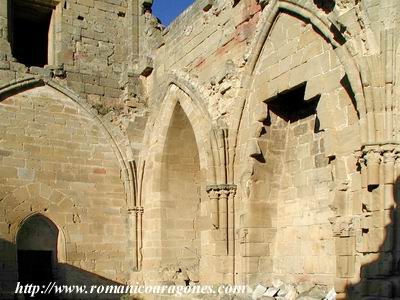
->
[0,0,129,107]
[0,86,131,297]
[143,0,400,298]
[150,0,261,119]
[237,11,360,286]
[1,0,400,299]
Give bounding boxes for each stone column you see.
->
[204,184,237,283]
[207,184,236,254]
[207,188,220,229]
[364,147,382,188]
[227,186,236,255]
[345,144,400,298]
[128,205,144,271]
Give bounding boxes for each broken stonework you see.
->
[250,281,334,300]
[0,0,400,299]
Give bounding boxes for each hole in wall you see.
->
[314,115,324,133]
[10,0,56,67]
[267,84,320,123]
[368,184,379,192]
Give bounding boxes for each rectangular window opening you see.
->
[10,0,57,67]
[267,84,320,123]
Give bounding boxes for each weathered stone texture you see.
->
[0,86,130,295]
[1,0,400,299]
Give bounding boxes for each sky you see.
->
[152,0,195,26]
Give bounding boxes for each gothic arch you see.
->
[16,212,66,263]
[231,0,368,175]
[245,0,365,116]
[144,71,227,187]
[139,73,231,282]
[0,77,135,208]
[231,0,367,285]
[2,183,72,262]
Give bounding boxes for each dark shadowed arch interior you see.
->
[17,214,58,289]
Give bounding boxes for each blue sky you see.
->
[152,0,195,26]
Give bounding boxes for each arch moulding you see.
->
[0,76,135,208]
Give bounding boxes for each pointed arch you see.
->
[144,71,226,186]
[231,0,368,175]
[0,77,135,208]
[244,0,365,119]
[230,1,368,285]
[140,72,227,282]
[2,183,76,242]
[16,212,66,263]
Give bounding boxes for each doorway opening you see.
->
[17,214,59,290]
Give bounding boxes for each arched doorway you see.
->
[160,102,202,283]
[17,214,59,289]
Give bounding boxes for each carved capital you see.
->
[128,207,144,215]
[206,184,237,231]
[364,148,382,165]
[206,184,237,197]
[359,143,400,187]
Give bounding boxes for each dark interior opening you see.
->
[16,214,59,298]
[10,0,54,67]
[267,84,320,122]
[18,250,53,285]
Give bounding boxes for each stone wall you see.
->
[0,86,131,297]
[0,0,129,106]
[160,103,201,284]
[235,11,359,287]
[1,0,400,299]
[143,0,400,298]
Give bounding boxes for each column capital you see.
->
[206,184,237,193]
[128,207,144,215]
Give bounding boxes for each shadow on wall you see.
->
[312,0,335,13]
[345,177,400,299]
[0,238,128,299]
[0,214,128,300]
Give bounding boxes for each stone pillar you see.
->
[219,189,229,253]
[206,184,237,253]
[364,147,382,188]
[208,188,220,229]
[342,144,400,298]
[206,184,237,283]
[383,149,395,209]
[128,205,144,272]
[227,187,236,255]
